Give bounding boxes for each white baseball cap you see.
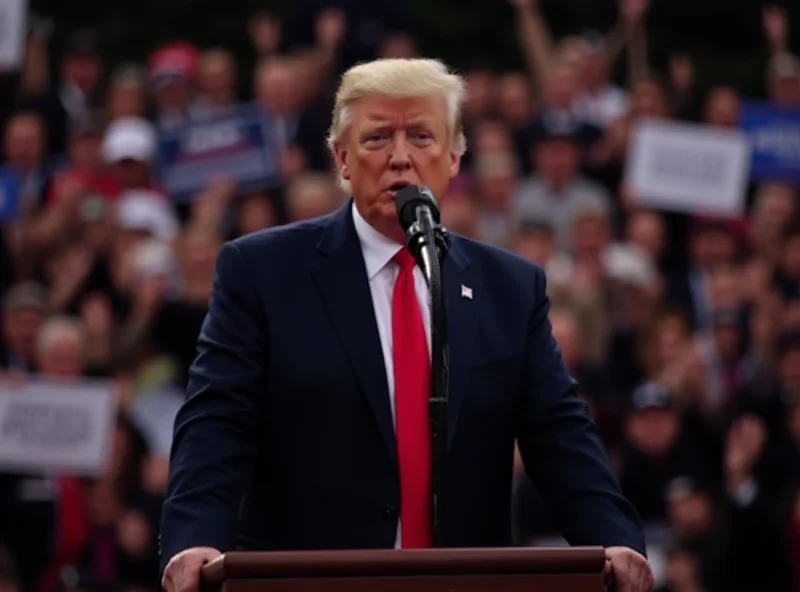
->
[102,117,157,163]
[116,189,179,241]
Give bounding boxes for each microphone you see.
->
[395,185,450,272]
[394,184,449,547]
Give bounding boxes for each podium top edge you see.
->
[202,547,606,582]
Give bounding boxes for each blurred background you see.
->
[0,0,798,591]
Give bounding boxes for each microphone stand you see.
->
[406,209,450,548]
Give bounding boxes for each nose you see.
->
[389,132,411,170]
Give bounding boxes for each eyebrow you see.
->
[362,117,437,131]
[406,119,436,129]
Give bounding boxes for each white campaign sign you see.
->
[625,118,751,217]
[0,378,117,476]
[0,0,26,69]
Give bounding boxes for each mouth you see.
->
[385,181,413,197]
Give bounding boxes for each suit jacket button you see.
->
[383,504,398,521]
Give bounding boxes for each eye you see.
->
[410,130,433,141]
[363,131,390,144]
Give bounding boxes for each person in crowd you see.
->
[1,4,799,592]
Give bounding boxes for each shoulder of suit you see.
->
[450,233,545,282]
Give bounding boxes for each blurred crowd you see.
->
[0,1,799,591]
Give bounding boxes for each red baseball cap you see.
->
[147,41,199,85]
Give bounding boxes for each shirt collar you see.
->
[352,202,403,280]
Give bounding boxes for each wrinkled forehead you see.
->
[345,93,449,132]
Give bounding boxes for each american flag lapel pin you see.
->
[461,284,473,300]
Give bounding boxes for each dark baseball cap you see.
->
[538,115,581,143]
[64,29,100,57]
[528,112,604,149]
[629,382,673,412]
[2,282,48,313]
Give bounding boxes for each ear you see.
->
[448,151,462,180]
[333,142,351,181]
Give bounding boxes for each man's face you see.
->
[627,211,665,260]
[535,138,579,186]
[691,228,734,270]
[64,54,102,93]
[479,168,517,209]
[257,64,297,115]
[704,88,740,128]
[514,230,553,266]
[70,132,103,169]
[571,214,610,259]
[39,334,83,378]
[3,308,43,360]
[155,78,192,112]
[111,159,150,189]
[633,81,667,118]
[334,94,460,242]
[440,196,479,239]
[545,65,579,109]
[201,59,235,105]
[237,194,276,236]
[625,407,679,458]
[668,490,714,538]
[4,116,44,172]
[771,74,800,107]
[498,74,533,125]
[463,70,495,119]
[582,51,609,89]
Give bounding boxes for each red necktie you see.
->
[392,247,432,548]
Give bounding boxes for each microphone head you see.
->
[395,185,440,233]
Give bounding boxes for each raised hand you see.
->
[763,5,789,50]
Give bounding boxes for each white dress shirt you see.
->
[58,82,88,120]
[572,85,630,128]
[351,202,432,548]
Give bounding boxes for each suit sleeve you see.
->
[159,242,267,571]
[515,268,647,555]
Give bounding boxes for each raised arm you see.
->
[508,0,555,101]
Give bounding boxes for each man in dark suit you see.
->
[160,58,653,592]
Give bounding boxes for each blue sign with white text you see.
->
[0,167,21,221]
[156,103,281,202]
[740,101,800,183]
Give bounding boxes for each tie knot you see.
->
[393,248,416,271]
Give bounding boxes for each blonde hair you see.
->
[326,58,468,162]
[37,315,86,361]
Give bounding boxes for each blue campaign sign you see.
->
[740,100,800,183]
[0,167,20,221]
[155,103,282,202]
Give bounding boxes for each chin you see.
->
[368,204,403,238]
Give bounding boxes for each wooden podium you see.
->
[201,547,608,592]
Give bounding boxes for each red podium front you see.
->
[201,547,607,592]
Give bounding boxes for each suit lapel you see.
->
[311,205,477,459]
[441,240,477,451]
[311,203,397,465]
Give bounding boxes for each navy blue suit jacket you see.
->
[159,201,645,570]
